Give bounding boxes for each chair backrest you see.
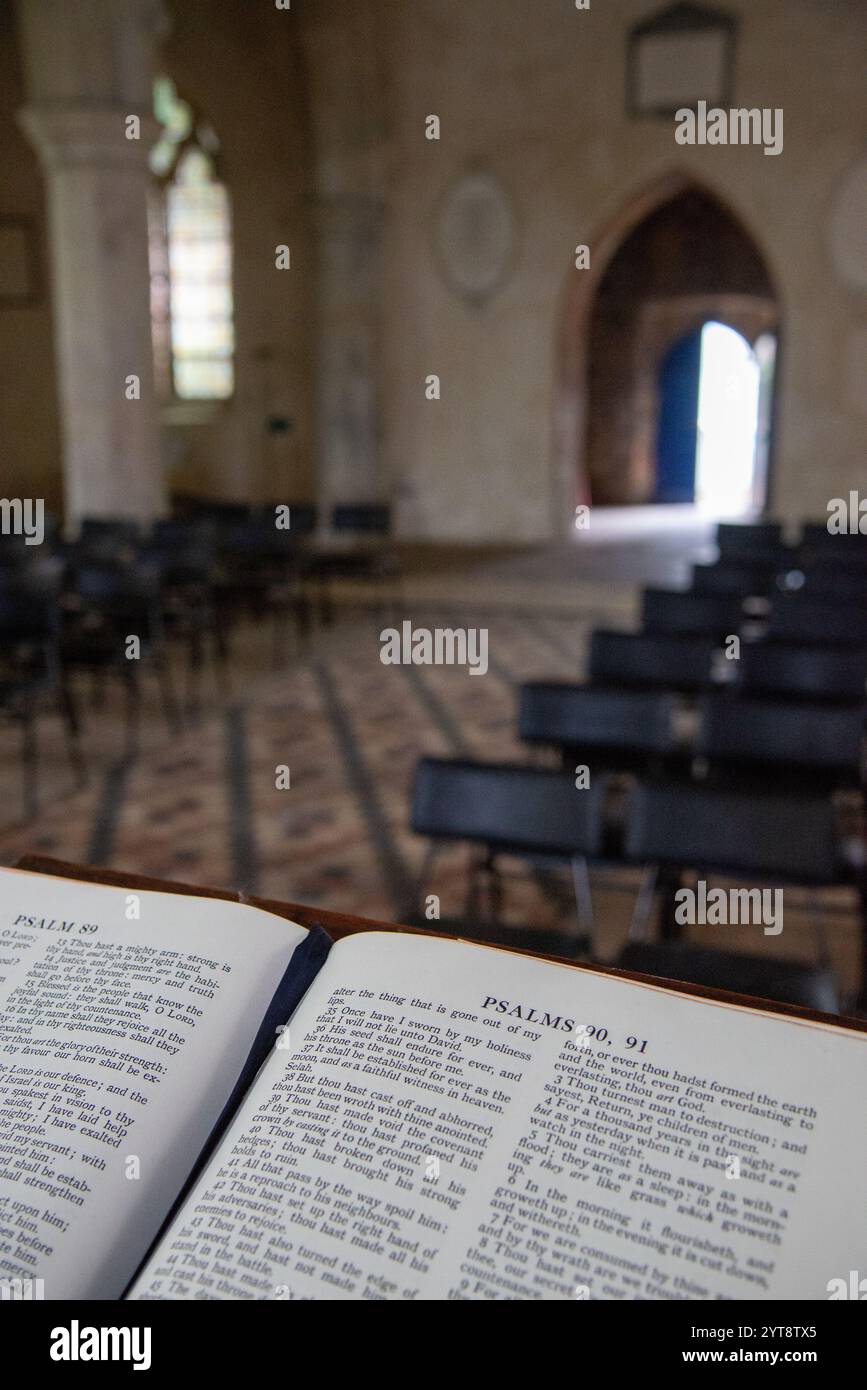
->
[799,522,867,556]
[410,757,603,858]
[624,780,838,883]
[260,503,317,534]
[642,587,744,636]
[137,543,213,585]
[0,554,64,596]
[767,597,867,648]
[79,517,141,545]
[151,518,216,550]
[0,589,58,643]
[332,504,390,535]
[784,565,867,602]
[698,694,864,780]
[73,564,162,620]
[589,630,716,691]
[173,497,252,525]
[739,641,867,702]
[518,682,676,755]
[219,520,293,559]
[716,521,783,558]
[618,941,839,1014]
[691,561,775,598]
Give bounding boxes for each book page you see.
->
[131,930,867,1301]
[0,868,309,1298]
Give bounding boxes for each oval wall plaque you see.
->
[829,158,867,292]
[434,170,515,308]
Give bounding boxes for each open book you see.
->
[1,865,865,1301]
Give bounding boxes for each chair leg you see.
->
[570,855,594,952]
[271,609,288,672]
[485,856,504,925]
[319,573,333,625]
[122,668,141,758]
[627,864,659,944]
[465,851,484,920]
[154,656,180,733]
[186,630,204,717]
[213,619,231,698]
[90,668,105,710]
[295,591,312,645]
[58,680,87,789]
[20,705,39,820]
[657,865,684,941]
[407,842,438,922]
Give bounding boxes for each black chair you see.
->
[0,550,65,596]
[0,587,84,817]
[739,641,867,703]
[716,521,783,562]
[697,692,865,792]
[618,941,838,1013]
[624,779,839,882]
[61,563,178,745]
[589,630,716,692]
[409,756,605,956]
[79,517,141,542]
[780,563,867,603]
[171,496,252,526]
[215,520,309,664]
[518,682,679,774]
[616,779,841,1011]
[799,523,867,559]
[258,503,317,535]
[150,517,217,550]
[767,597,867,648]
[332,504,391,534]
[306,504,400,622]
[642,588,744,638]
[138,539,228,709]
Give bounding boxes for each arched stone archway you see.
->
[551,172,781,534]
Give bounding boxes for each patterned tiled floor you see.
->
[0,592,860,999]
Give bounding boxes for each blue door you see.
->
[654,328,702,503]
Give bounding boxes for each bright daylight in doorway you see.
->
[694,321,764,518]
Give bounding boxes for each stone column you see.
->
[16,0,167,528]
[313,194,384,520]
[300,2,389,533]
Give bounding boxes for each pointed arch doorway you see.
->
[553,175,780,534]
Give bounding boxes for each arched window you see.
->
[149,77,234,402]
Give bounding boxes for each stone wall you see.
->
[2,0,865,536]
[381,0,867,538]
[0,3,60,512]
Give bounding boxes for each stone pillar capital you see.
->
[18,103,160,171]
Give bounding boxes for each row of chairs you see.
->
[642,586,867,648]
[589,627,867,703]
[714,519,867,565]
[406,519,866,1014]
[519,684,865,792]
[408,757,843,1013]
[0,500,400,816]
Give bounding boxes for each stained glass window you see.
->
[149,79,234,401]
